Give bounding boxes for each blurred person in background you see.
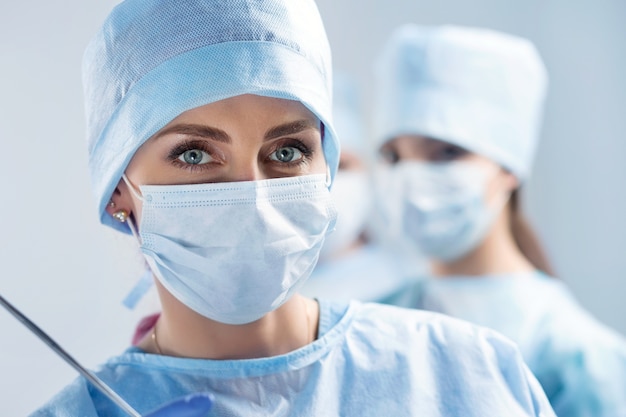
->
[373,23,626,417]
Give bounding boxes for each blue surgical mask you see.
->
[384,161,507,262]
[123,174,336,325]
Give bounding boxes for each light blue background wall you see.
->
[0,1,623,415]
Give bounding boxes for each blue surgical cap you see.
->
[83,0,338,233]
[374,24,548,180]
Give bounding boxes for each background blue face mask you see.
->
[126,174,337,325]
[392,161,507,262]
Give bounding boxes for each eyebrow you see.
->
[264,119,319,141]
[153,124,231,143]
[153,119,319,144]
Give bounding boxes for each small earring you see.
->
[112,210,129,223]
[108,200,116,208]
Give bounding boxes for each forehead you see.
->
[136,95,322,151]
[169,94,319,125]
[383,135,452,150]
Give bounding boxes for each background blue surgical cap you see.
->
[83,0,338,233]
[374,24,548,180]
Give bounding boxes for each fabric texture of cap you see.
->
[83,0,338,233]
[374,24,548,180]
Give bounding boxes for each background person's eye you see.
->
[379,148,399,164]
[270,146,303,163]
[432,144,468,161]
[178,149,212,165]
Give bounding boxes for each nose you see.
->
[226,159,266,182]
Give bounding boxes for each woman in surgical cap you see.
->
[31,3,558,416]
[299,71,418,305]
[374,24,626,417]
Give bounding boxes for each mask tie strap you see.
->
[122,269,153,310]
[122,174,144,202]
[325,165,332,188]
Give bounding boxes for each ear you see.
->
[105,178,136,222]
[502,169,520,192]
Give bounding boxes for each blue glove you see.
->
[143,393,213,417]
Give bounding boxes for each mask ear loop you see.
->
[122,174,144,202]
[126,215,140,242]
[119,174,153,309]
[121,215,155,310]
[119,174,143,241]
[119,174,144,242]
[320,122,332,188]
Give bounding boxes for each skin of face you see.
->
[107,94,327,223]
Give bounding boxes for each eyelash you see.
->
[380,149,399,164]
[268,139,314,167]
[166,138,315,171]
[433,145,467,161]
[167,140,216,171]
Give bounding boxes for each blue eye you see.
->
[270,146,303,163]
[178,149,211,165]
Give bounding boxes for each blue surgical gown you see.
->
[409,271,626,417]
[31,300,555,416]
